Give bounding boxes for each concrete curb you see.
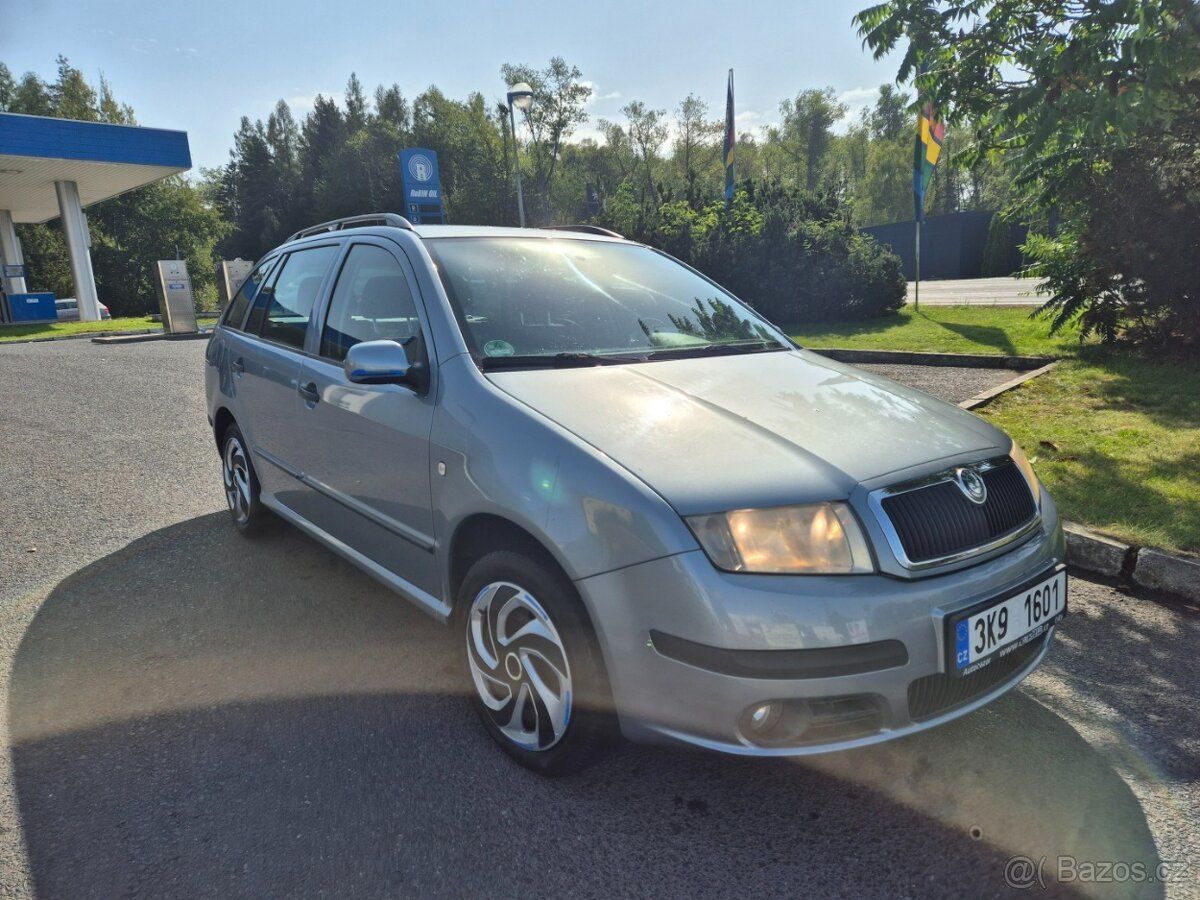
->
[813,347,1055,370]
[1064,521,1200,603]
[0,328,161,346]
[91,330,211,345]
[958,363,1057,410]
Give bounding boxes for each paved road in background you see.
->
[907,277,1046,307]
[0,338,1195,899]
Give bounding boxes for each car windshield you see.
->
[425,237,790,367]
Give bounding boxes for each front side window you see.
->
[321,244,423,362]
[424,238,789,368]
[256,245,340,349]
[222,259,274,331]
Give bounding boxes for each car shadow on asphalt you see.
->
[9,514,1160,899]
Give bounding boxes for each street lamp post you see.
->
[506,82,534,227]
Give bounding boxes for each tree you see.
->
[90,176,227,315]
[98,75,135,124]
[344,73,368,132]
[0,63,16,110]
[621,101,670,205]
[855,0,1200,344]
[673,94,722,207]
[12,71,53,116]
[776,87,847,191]
[867,84,909,142]
[411,88,509,224]
[51,55,97,121]
[855,134,911,225]
[499,57,592,223]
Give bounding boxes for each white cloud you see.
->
[839,86,881,107]
[836,85,881,129]
[569,125,608,144]
[581,82,622,107]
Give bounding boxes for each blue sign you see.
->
[399,148,445,225]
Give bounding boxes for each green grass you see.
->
[791,306,1091,358]
[980,353,1200,555]
[793,306,1197,553]
[0,315,218,343]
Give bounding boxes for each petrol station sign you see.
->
[399,148,445,224]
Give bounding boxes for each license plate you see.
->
[949,566,1067,675]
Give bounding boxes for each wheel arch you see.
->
[446,513,577,615]
[213,406,236,452]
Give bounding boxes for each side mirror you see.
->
[344,340,426,391]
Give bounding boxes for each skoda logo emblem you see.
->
[407,154,433,182]
[954,467,988,505]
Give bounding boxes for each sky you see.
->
[1,0,906,172]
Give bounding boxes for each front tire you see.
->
[221,424,268,535]
[458,550,614,775]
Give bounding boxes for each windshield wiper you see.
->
[644,340,785,360]
[479,351,650,370]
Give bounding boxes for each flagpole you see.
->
[915,219,921,312]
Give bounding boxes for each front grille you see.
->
[907,636,1047,721]
[880,462,1036,565]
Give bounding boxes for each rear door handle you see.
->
[231,357,245,375]
[299,381,320,406]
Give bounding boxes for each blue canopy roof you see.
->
[0,112,192,223]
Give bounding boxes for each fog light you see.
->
[739,699,811,747]
[739,696,883,748]
[749,702,781,731]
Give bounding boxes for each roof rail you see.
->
[287,213,414,243]
[540,224,624,239]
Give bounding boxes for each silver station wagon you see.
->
[205,213,1066,774]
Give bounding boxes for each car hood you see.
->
[486,349,1010,515]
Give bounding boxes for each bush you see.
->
[1028,114,1200,348]
[595,182,906,325]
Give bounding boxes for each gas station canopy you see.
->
[0,112,191,222]
[0,112,192,321]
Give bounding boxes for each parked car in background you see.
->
[205,213,1066,775]
[55,298,111,321]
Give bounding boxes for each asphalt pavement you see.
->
[0,338,1195,899]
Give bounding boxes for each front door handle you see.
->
[299,381,320,406]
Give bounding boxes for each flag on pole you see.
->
[913,82,945,223]
[724,69,735,207]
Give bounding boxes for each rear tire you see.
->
[458,550,615,775]
[220,424,268,535]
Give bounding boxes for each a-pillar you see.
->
[0,209,29,296]
[54,180,101,322]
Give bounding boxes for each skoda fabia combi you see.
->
[205,213,1066,774]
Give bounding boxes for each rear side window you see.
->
[222,260,274,331]
[320,244,423,362]
[257,245,340,349]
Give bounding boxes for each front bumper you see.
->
[575,500,1065,756]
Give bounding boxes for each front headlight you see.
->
[685,502,875,574]
[1009,441,1041,508]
